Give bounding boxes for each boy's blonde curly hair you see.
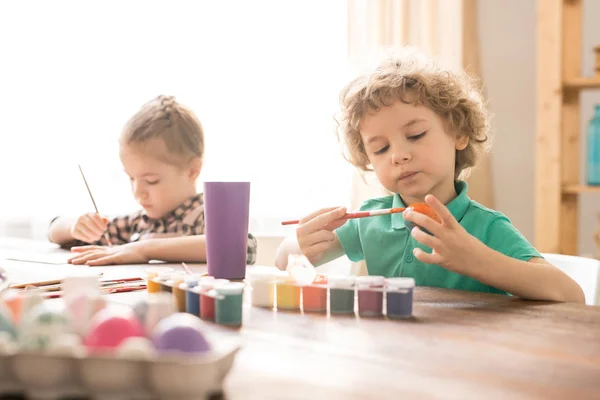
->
[336,47,491,180]
[120,95,204,166]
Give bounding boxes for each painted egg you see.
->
[117,336,155,359]
[0,303,16,340]
[19,302,71,351]
[2,291,23,324]
[144,292,176,335]
[47,333,83,356]
[151,313,210,354]
[404,203,440,235]
[132,298,149,327]
[65,287,106,336]
[0,331,16,354]
[20,289,44,317]
[84,306,144,353]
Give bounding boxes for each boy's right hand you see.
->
[70,213,109,244]
[296,206,347,265]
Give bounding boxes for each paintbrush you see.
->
[78,164,113,246]
[281,203,441,226]
[43,283,147,299]
[39,278,146,293]
[181,262,192,274]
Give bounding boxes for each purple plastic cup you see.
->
[204,181,251,280]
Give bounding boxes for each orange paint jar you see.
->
[302,284,327,313]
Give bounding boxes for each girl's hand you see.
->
[70,213,109,244]
[403,194,481,272]
[68,243,149,266]
[296,206,347,265]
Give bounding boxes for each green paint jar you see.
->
[214,282,245,326]
[328,275,356,315]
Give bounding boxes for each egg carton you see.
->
[0,337,240,400]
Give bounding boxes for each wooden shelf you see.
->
[562,185,600,194]
[563,77,600,90]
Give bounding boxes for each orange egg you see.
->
[404,203,441,235]
[408,203,441,223]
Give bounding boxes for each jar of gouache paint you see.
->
[246,269,276,308]
[146,266,175,293]
[356,276,385,317]
[167,273,187,312]
[275,274,301,311]
[214,282,245,326]
[179,274,207,317]
[198,278,229,321]
[302,277,328,313]
[385,278,415,319]
[328,275,356,315]
[154,271,175,293]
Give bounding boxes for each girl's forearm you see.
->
[136,235,207,263]
[48,217,76,246]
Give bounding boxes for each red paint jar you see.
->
[197,278,229,322]
[356,276,385,317]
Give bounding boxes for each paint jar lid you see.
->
[355,275,385,288]
[184,273,205,285]
[196,278,230,290]
[146,266,175,278]
[386,277,415,290]
[156,271,175,281]
[274,272,299,285]
[215,282,245,295]
[328,275,356,289]
[246,269,277,282]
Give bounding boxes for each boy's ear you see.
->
[455,135,469,151]
[188,157,202,181]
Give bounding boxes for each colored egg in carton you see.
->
[0,288,240,400]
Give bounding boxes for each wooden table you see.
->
[1,237,599,399]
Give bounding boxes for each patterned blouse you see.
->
[66,193,257,265]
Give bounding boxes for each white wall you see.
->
[479,0,600,257]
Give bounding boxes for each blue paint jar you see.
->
[214,282,245,326]
[328,275,355,315]
[181,274,205,316]
[385,278,415,319]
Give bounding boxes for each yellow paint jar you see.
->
[167,272,187,312]
[276,274,301,311]
[146,267,175,293]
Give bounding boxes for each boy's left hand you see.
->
[68,243,149,266]
[402,194,481,273]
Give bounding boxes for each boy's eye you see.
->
[146,180,159,185]
[408,131,427,141]
[374,145,389,155]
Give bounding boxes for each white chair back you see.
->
[542,253,600,305]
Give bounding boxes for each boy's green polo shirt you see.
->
[335,181,541,295]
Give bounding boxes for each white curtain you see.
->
[0,0,352,240]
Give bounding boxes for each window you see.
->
[0,0,353,237]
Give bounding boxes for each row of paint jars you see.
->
[246,270,416,319]
[146,267,244,326]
